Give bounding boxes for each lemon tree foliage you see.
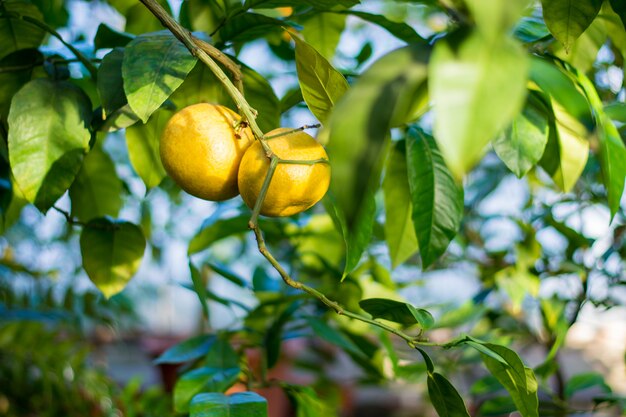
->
[1,0,626,417]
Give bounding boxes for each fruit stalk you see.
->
[139,0,269,153]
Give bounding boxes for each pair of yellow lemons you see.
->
[159,103,330,217]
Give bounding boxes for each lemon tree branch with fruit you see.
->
[1,0,626,416]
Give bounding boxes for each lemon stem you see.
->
[249,156,279,228]
[139,0,270,152]
[263,124,321,140]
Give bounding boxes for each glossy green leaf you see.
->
[383,140,418,268]
[406,129,463,268]
[190,261,210,319]
[123,31,197,123]
[553,14,607,73]
[219,13,284,43]
[188,215,250,255]
[287,386,338,417]
[430,30,528,179]
[80,218,146,298]
[359,298,434,329]
[610,0,626,28]
[341,11,422,44]
[539,101,589,192]
[30,0,68,28]
[493,95,550,178]
[514,17,551,43]
[175,367,240,412]
[155,334,216,364]
[0,49,42,124]
[323,44,429,277]
[292,33,349,124]
[541,0,603,52]
[8,79,91,212]
[69,147,123,222]
[179,0,224,33]
[598,116,626,218]
[565,372,610,399]
[0,2,45,61]
[94,24,134,50]
[306,317,364,356]
[465,0,530,39]
[473,342,539,417]
[98,48,127,120]
[427,372,471,417]
[302,12,346,61]
[124,0,172,34]
[125,107,172,190]
[529,57,593,127]
[190,392,268,417]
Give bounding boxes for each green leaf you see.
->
[175,367,240,413]
[189,261,210,319]
[123,31,197,123]
[190,392,268,417]
[465,0,530,40]
[323,44,429,277]
[301,12,346,61]
[94,24,134,50]
[180,0,224,33]
[610,0,626,28]
[539,100,589,192]
[0,49,42,124]
[605,103,626,123]
[8,79,92,212]
[286,386,338,417]
[514,17,551,43]
[0,2,46,61]
[125,107,172,190]
[427,372,471,417]
[406,129,463,268]
[359,298,434,328]
[473,342,539,417]
[292,33,349,124]
[124,0,172,34]
[188,215,250,255]
[80,218,146,298]
[230,63,280,133]
[416,348,435,373]
[155,334,216,364]
[98,48,127,120]
[383,140,418,268]
[219,13,284,43]
[529,57,593,127]
[30,0,68,28]
[69,146,123,222]
[478,397,517,416]
[340,11,422,44]
[306,317,364,356]
[597,115,626,218]
[430,30,528,179]
[553,12,607,73]
[565,372,611,399]
[541,0,603,52]
[493,94,550,178]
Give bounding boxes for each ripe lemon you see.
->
[159,103,253,201]
[238,128,331,217]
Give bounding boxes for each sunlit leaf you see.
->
[80,218,146,298]
[301,12,346,61]
[125,107,172,190]
[8,79,91,212]
[359,298,434,328]
[323,44,429,277]
[430,30,528,179]
[493,94,549,178]
[69,146,123,222]
[292,33,349,124]
[541,0,603,52]
[123,31,197,123]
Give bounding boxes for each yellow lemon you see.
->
[159,103,253,201]
[238,128,331,217]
